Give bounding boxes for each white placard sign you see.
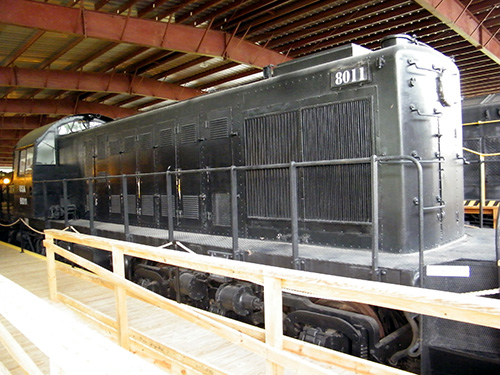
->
[426,265,470,277]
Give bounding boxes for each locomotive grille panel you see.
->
[301,100,372,222]
[180,124,197,144]
[244,100,372,222]
[124,136,135,153]
[109,139,121,155]
[138,132,153,150]
[209,118,229,139]
[141,195,154,216]
[214,193,231,226]
[110,195,121,214]
[159,128,174,148]
[244,111,300,219]
[181,195,199,219]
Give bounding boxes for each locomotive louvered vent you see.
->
[244,99,373,222]
[111,195,121,214]
[180,124,197,144]
[463,139,480,186]
[141,195,154,216]
[124,136,135,152]
[214,193,231,226]
[160,195,175,217]
[209,118,229,139]
[181,195,199,219]
[109,139,121,155]
[244,111,299,219]
[301,100,372,222]
[138,132,152,150]
[159,128,174,148]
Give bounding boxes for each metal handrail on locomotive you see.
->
[1,35,499,374]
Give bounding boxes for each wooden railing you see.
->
[43,229,500,375]
[0,274,169,375]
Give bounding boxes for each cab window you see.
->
[36,130,56,165]
[18,146,34,176]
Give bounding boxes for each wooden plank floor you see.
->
[0,242,268,375]
[0,241,360,375]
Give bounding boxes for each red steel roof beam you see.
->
[0,99,138,118]
[0,67,202,101]
[414,0,500,65]
[0,0,290,68]
[0,115,54,130]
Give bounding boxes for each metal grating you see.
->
[484,137,500,183]
[244,111,299,219]
[138,132,152,150]
[209,117,229,139]
[214,193,231,226]
[109,139,121,155]
[243,99,372,222]
[180,124,197,144]
[124,136,136,153]
[159,128,174,148]
[181,195,199,219]
[301,100,372,222]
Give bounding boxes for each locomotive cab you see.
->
[11,114,112,221]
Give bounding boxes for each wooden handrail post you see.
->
[264,275,284,375]
[44,234,58,302]
[112,246,130,350]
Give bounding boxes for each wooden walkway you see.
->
[3,231,500,375]
[0,242,265,375]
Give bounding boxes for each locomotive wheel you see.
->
[34,237,45,255]
[312,299,385,338]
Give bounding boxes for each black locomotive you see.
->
[1,35,499,374]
